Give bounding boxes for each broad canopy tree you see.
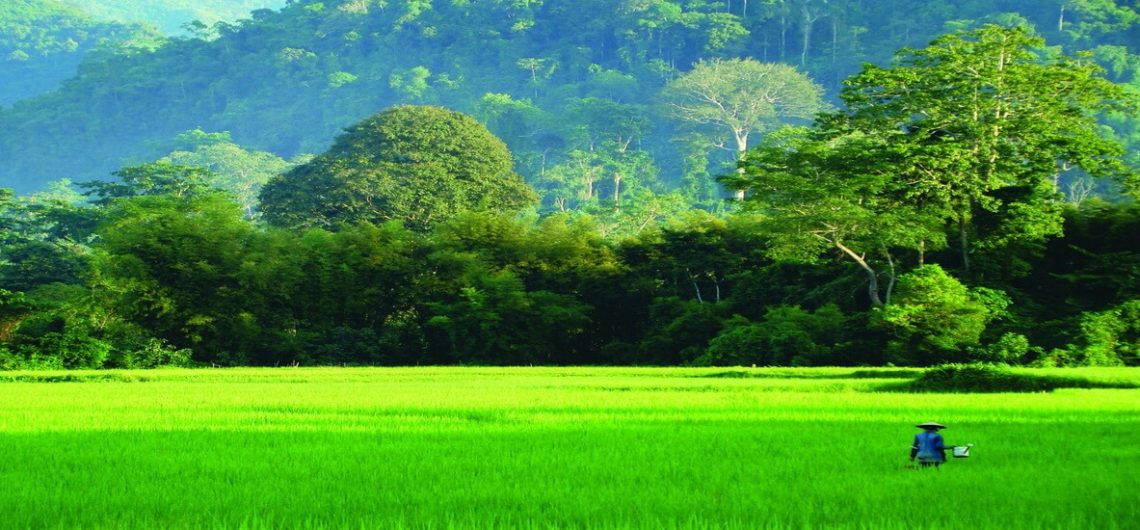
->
[836,24,1135,273]
[259,105,538,231]
[660,58,824,198]
[736,25,1135,308]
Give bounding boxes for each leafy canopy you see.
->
[259,105,538,231]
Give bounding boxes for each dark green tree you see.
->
[259,105,538,231]
[90,192,258,364]
[733,126,945,308]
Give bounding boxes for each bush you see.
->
[903,363,1136,393]
[20,331,111,369]
[970,332,1040,364]
[696,305,849,367]
[0,346,20,370]
[115,338,193,368]
[639,298,728,365]
[878,265,1006,366]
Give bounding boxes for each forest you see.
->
[0,0,1138,369]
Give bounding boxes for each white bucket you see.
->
[952,444,973,458]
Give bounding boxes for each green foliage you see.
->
[4,0,1137,207]
[972,332,1038,364]
[1041,300,1140,367]
[427,271,591,365]
[260,105,537,231]
[17,330,110,368]
[659,58,824,161]
[2,8,1139,369]
[878,265,1004,366]
[638,297,730,365]
[0,0,157,105]
[836,25,1134,273]
[158,129,296,218]
[736,126,945,308]
[904,363,1138,393]
[697,304,850,367]
[110,337,192,368]
[91,192,260,363]
[80,161,216,205]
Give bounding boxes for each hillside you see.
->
[0,0,1137,196]
[0,0,157,106]
[58,0,289,35]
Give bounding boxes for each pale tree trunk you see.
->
[883,249,897,306]
[687,268,704,304]
[800,4,821,66]
[734,130,749,200]
[780,16,787,61]
[612,172,622,207]
[834,241,885,308]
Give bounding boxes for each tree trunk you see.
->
[612,173,622,207]
[733,132,750,200]
[958,215,971,273]
[686,268,704,303]
[800,5,819,66]
[780,16,787,61]
[834,241,884,308]
[883,249,897,306]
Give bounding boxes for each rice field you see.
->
[0,367,1137,529]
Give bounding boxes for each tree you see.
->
[259,105,538,231]
[80,162,216,206]
[91,193,259,364]
[877,264,1008,366]
[733,126,946,308]
[659,58,824,198]
[837,25,1135,273]
[698,304,850,367]
[159,129,295,218]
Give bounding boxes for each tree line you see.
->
[1,25,1137,369]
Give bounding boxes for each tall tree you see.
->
[837,25,1135,273]
[659,58,824,199]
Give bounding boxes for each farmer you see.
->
[910,422,947,468]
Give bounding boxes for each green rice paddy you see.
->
[1,367,1137,529]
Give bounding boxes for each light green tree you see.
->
[877,265,1008,366]
[160,129,294,218]
[660,58,824,199]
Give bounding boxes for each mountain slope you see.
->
[0,0,157,106]
[58,0,289,35]
[0,0,1136,195]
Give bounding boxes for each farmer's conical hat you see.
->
[916,422,946,430]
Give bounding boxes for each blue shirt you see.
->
[912,430,945,462]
